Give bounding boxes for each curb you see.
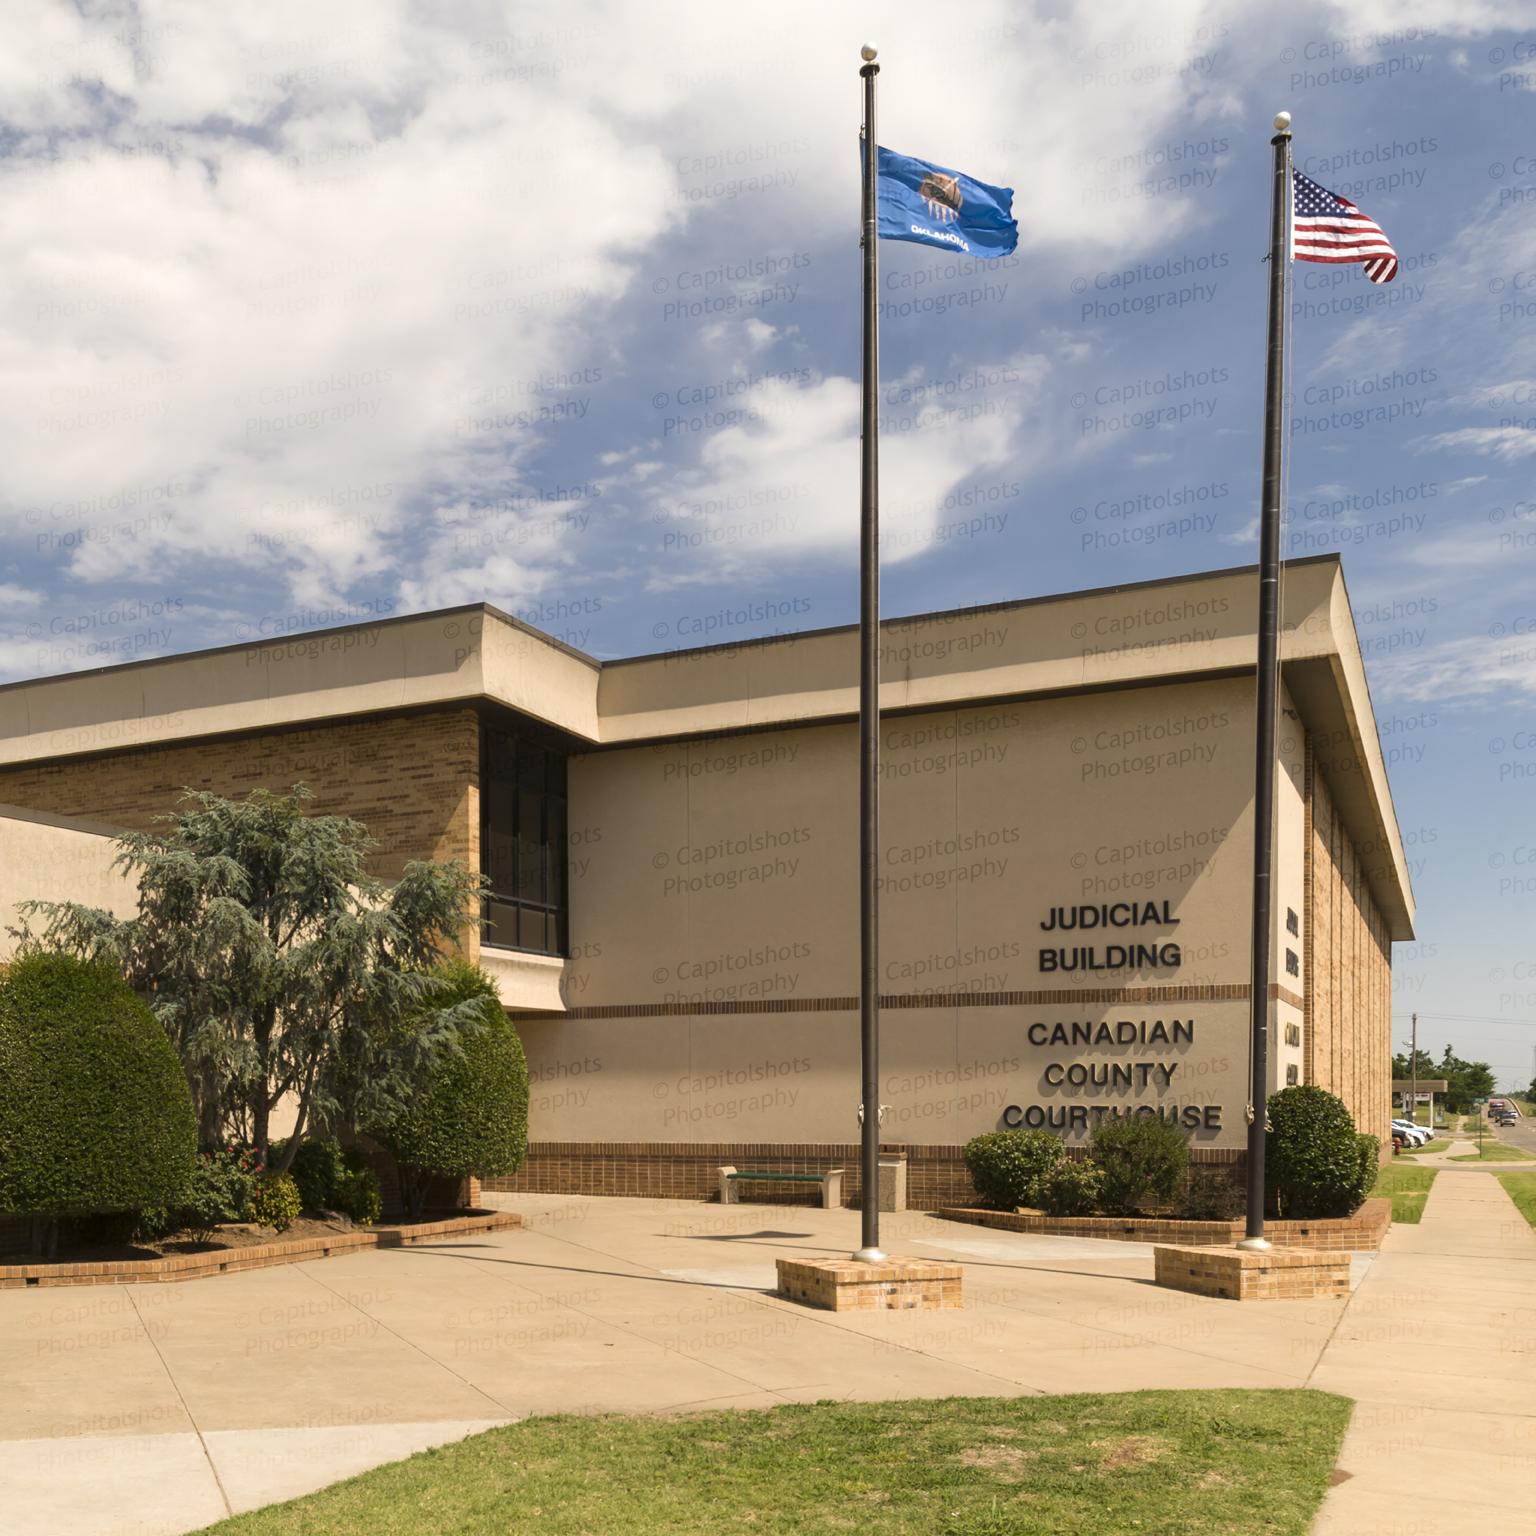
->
[931,1200,1390,1250]
[2,1210,521,1289]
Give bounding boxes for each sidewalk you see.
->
[1309,1167,1536,1532]
[1,1182,1531,1534]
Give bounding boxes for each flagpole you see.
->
[853,43,885,1265]
[1239,110,1292,1251]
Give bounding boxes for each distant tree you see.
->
[17,786,487,1173]
[1390,1045,1495,1115]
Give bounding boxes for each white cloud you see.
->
[0,0,1521,661]
[1415,426,1536,461]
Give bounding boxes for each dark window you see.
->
[1286,1064,1299,1086]
[481,721,566,955]
[1284,1022,1302,1047]
[1285,948,1300,977]
[1286,907,1299,936]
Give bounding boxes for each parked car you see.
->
[1391,1119,1431,1147]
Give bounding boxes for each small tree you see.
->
[1088,1112,1190,1215]
[372,962,529,1221]
[1266,1085,1378,1218]
[18,785,487,1173]
[0,952,195,1258]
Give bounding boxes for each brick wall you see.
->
[1305,738,1394,1160]
[485,1142,976,1207]
[0,707,480,900]
[485,1141,1247,1206]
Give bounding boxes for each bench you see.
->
[718,1166,844,1208]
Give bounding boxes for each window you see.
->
[1285,948,1300,977]
[1286,907,1299,936]
[481,720,567,955]
[1286,1064,1299,1086]
[1284,1022,1301,1047]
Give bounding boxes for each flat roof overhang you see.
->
[0,553,1413,939]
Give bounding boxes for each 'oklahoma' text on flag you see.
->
[870,146,1018,259]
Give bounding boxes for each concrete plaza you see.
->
[4,1161,1533,1535]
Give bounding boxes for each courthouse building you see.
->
[0,553,1412,1205]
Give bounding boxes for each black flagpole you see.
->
[855,43,885,1264]
[1240,110,1292,1251]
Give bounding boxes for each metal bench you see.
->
[718,1166,844,1208]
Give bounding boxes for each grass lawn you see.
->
[1494,1172,1536,1226]
[1370,1163,1437,1223]
[194,1389,1353,1536]
[1450,1142,1532,1162]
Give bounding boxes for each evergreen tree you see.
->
[17,786,487,1173]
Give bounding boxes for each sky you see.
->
[3,0,1535,1090]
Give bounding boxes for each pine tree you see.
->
[17,785,487,1173]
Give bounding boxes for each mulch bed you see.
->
[1,1209,521,1288]
[0,1213,373,1265]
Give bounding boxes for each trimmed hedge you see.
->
[374,961,529,1219]
[0,952,195,1220]
[1266,1085,1379,1218]
[963,1130,1063,1210]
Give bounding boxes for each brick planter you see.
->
[1154,1244,1351,1302]
[776,1255,962,1312]
[933,1198,1390,1251]
[1,1210,520,1290]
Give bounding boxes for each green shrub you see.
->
[331,1165,382,1226]
[1039,1159,1103,1216]
[372,962,528,1220]
[181,1148,262,1238]
[0,953,195,1246]
[963,1130,1063,1209]
[1088,1112,1190,1214]
[250,1171,302,1233]
[130,1205,180,1244]
[1175,1167,1245,1221]
[281,1138,347,1211]
[129,1145,262,1244]
[1266,1085,1379,1218]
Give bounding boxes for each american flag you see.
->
[1292,168,1398,283]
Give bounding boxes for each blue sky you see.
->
[3,0,1535,1087]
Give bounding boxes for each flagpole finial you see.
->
[1273,111,1291,131]
[861,43,878,61]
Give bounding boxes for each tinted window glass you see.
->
[481,720,567,955]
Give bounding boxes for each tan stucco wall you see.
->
[519,672,1316,1151]
[0,806,136,960]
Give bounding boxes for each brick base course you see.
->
[0,1211,519,1289]
[933,1197,1390,1251]
[775,1256,963,1312]
[487,1142,1244,1209]
[1153,1243,1351,1301]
